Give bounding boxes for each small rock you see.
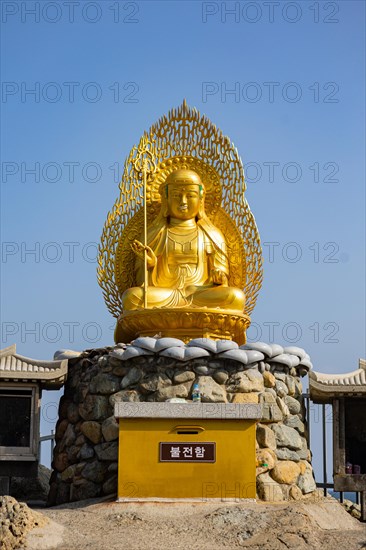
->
[297,461,316,494]
[140,373,171,393]
[285,395,301,414]
[271,424,302,450]
[256,424,277,450]
[259,392,276,403]
[80,421,102,444]
[228,370,264,393]
[121,367,143,389]
[260,403,283,423]
[102,416,119,442]
[173,371,196,384]
[63,423,76,447]
[263,371,276,388]
[232,393,259,403]
[95,442,119,461]
[197,376,227,403]
[212,370,229,384]
[194,366,211,375]
[285,376,296,396]
[79,443,94,460]
[284,415,305,434]
[79,395,109,421]
[82,460,106,483]
[275,380,288,398]
[67,403,80,424]
[256,447,277,474]
[256,472,283,502]
[102,475,118,495]
[90,373,120,395]
[60,464,78,482]
[276,396,290,417]
[271,460,301,484]
[289,485,303,500]
[109,390,140,406]
[275,448,300,462]
[155,384,188,401]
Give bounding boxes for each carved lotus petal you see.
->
[240,341,273,357]
[121,346,154,361]
[217,349,248,365]
[245,350,265,363]
[154,337,186,352]
[299,358,313,370]
[215,340,239,353]
[269,343,284,357]
[187,338,217,353]
[160,346,210,362]
[269,353,294,368]
[131,336,158,352]
[283,346,307,360]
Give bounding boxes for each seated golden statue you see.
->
[122,169,246,313]
[97,101,263,344]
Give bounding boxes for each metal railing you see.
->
[303,391,361,506]
[39,430,55,466]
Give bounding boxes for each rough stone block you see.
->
[95,442,119,461]
[155,383,188,401]
[102,415,119,442]
[256,424,277,449]
[80,421,102,444]
[173,370,196,384]
[228,370,264,393]
[79,395,109,421]
[298,461,316,494]
[270,460,301,484]
[285,395,301,414]
[256,472,284,502]
[271,424,302,450]
[275,448,300,462]
[232,393,259,404]
[121,367,143,389]
[89,373,120,395]
[109,390,140,406]
[284,415,305,434]
[263,371,276,388]
[197,376,227,403]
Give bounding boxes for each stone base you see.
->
[49,339,315,505]
[115,308,250,345]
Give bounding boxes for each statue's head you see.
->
[163,169,205,220]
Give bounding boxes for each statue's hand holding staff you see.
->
[211,269,228,287]
[131,240,157,268]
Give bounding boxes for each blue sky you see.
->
[1,1,365,477]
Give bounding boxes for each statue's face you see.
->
[167,184,201,220]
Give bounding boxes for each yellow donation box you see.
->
[114,402,262,501]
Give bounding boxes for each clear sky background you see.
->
[1,1,365,480]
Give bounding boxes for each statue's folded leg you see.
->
[190,286,246,312]
[122,287,180,310]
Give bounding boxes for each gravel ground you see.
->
[23,496,366,550]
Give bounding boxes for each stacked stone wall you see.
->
[49,339,316,505]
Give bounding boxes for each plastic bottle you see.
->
[192,383,201,403]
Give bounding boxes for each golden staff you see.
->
[132,134,157,309]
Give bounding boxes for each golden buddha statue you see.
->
[97,101,263,344]
[122,169,246,313]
